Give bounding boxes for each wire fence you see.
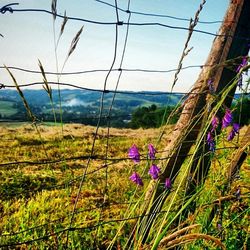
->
[0,0,249,248]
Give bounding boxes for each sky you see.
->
[0,0,230,92]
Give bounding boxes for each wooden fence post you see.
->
[185,0,250,199]
[227,126,250,183]
[138,0,250,242]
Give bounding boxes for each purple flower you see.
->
[236,57,248,88]
[128,144,140,163]
[217,223,222,231]
[207,131,215,152]
[129,172,143,186]
[227,123,240,141]
[235,188,241,200]
[237,74,243,88]
[165,178,171,189]
[236,56,248,73]
[222,109,233,128]
[148,143,156,160]
[207,79,214,93]
[211,116,219,132]
[148,164,160,180]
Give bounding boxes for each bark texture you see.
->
[139,0,250,242]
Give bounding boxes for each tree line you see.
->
[1,98,249,128]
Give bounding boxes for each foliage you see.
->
[0,89,184,128]
[1,2,249,248]
[129,104,180,129]
[233,97,250,125]
[0,124,249,249]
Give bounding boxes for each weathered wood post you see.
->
[138,0,250,242]
[186,0,250,200]
[227,126,250,183]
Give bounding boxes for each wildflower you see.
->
[211,116,219,132]
[217,223,222,231]
[235,188,241,200]
[207,79,214,93]
[128,144,140,163]
[227,123,240,141]
[236,56,248,73]
[165,178,171,189]
[148,164,160,180]
[129,172,143,186]
[148,143,156,160]
[207,131,215,152]
[236,57,248,88]
[237,74,243,88]
[222,109,233,128]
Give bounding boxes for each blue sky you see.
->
[0,0,229,92]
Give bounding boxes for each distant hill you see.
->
[0,89,183,108]
[0,89,183,127]
[0,89,247,127]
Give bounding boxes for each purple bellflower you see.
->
[236,56,248,73]
[129,172,143,186]
[222,109,233,128]
[148,143,156,160]
[207,131,215,152]
[235,188,241,200]
[128,144,140,163]
[148,164,160,180]
[165,178,171,189]
[236,57,248,88]
[207,79,214,93]
[227,123,240,141]
[211,116,219,132]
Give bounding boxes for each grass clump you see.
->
[0,122,249,249]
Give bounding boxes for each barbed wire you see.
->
[1,194,247,247]
[0,200,137,238]
[64,0,122,244]
[2,191,248,240]
[0,81,188,95]
[1,81,249,95]
[0,1,224,25]
[0,64,208,75]
[0,143,238,168]
[1,3,250,40]
[1,198,248,247]
[0,1,249,248]
[0,146,239,203]
[93,0,133,240]
[0,209,169,247]
[94,0,223,24]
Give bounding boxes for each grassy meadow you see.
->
[0,123,249,249]
[0,1,249,248]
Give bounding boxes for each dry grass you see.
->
[0,123,249,249]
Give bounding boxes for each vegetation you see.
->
[233,97,250,125]
[129,104,180,128]
[0,100,18,117]
[0,123,249,249]
[0,2,249,248]
[0,69,249,249]
[0,89,184,128]
[1,90,249,129]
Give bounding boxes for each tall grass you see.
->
[0,0,249,249]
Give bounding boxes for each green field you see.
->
[0,124,249,249]
[0,100,17,116]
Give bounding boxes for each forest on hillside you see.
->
[0,89,249,128]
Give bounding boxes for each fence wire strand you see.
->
[1,3,250,40]
[0,0,249,248]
